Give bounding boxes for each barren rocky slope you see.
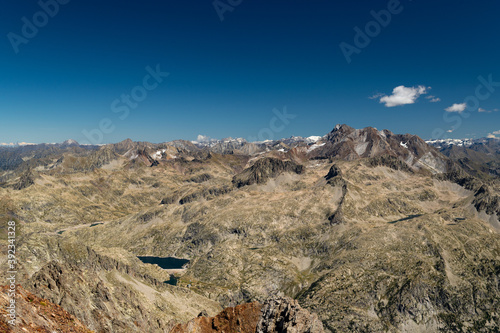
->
[171,295,325,333]
[0,125,499,332]
[0,285,94,333]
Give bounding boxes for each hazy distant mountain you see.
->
[427,137,500,179]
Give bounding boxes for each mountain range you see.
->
[0,124,499,332]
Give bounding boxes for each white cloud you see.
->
[478,107,499,113]
[378,85,428,107]
[369,93,384,100]
[426,95,441,102]
[446,129,454,133]
[486,130,500,138]
[196,135,211,143]
[445,103,466,113]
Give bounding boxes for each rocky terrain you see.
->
[256,296,325,333]
[0,124,499,332]
[170,301,262,333]
[0,284,94,333]
[171,296,324,333]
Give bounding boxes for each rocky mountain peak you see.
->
[311,124,447,172]
[327,123,355,142]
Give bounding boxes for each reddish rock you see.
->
[170,296,325,333]
[170,301,263,333]
[0,284,94,333]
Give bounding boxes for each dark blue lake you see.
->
[137,256,190,269]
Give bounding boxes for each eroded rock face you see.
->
[366,155,414,173]
[473,185,500,216]
[0,285,93,333]
[170,301,262,333]
[13,169,35,190]
[233,157,304,188]
[171,296,324,333]
[256,296,324,333]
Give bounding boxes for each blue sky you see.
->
[1,0,500,144]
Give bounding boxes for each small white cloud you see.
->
[369,93,384,100]
[446,129,454,133]
[487,130,500,138]
[478,107,499,113]
[196,135,211,143]
[426,95,441,102]
[378,85,428,107]
[445,103,466,113]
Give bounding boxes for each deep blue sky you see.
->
[1,0,500,144]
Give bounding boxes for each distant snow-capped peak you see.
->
[192,134,324,146]
[305,136,322,143]
[0,142,37,147]
[61,139,79,146]
[426,138,473,148]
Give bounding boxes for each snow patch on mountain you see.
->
[307,142,326,152]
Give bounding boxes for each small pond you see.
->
[164,275,179,286]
